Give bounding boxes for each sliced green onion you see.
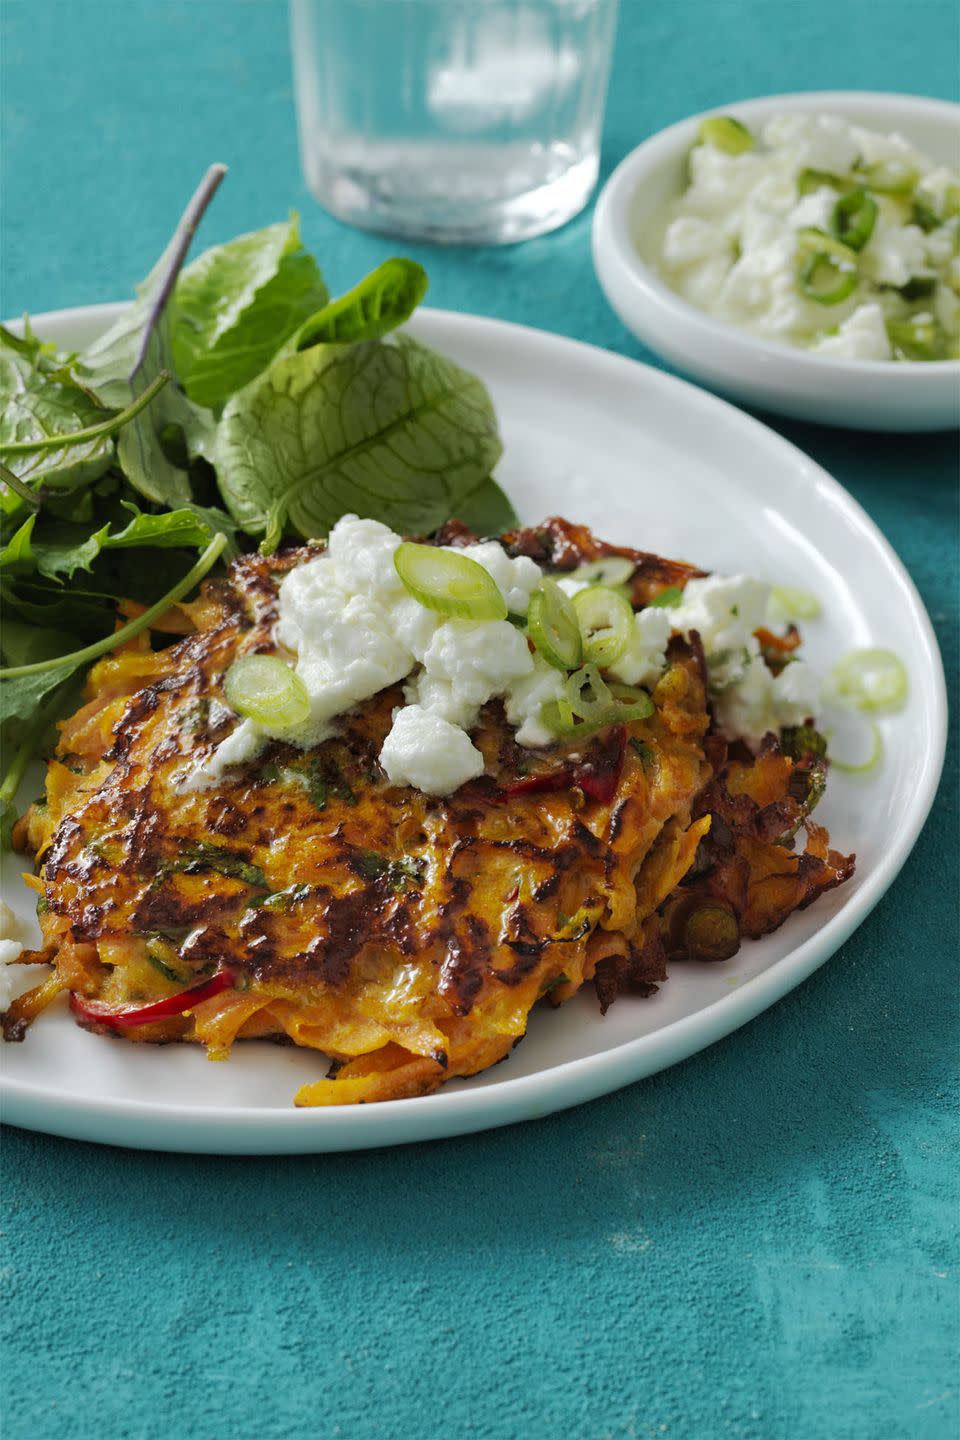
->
[573,585,634,668]
[911,199,942,234]
[831,188,877,251]
[828,648,907,712]
[224,654,310,730]
[796,229,859,305]
[527,579,582,671]
[856,159,918,195]
[886,315,948,362]
[648,585,684,609]
[608,682,657,722]
[566,664,612,721]
[797,167,851,197]
[769,585,821,621]
[898,275,937,301]
[569,556,635,588]
[541,669,654,739]
[826,716,883,774]
[394,542,506,621]
[697,116,754,155]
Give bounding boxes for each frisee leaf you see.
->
[172,215,329,408]
[215,331,503,542]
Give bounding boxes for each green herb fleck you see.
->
[353,850,425,891]
[247,883,312,912]
[648,586,683,609]
[179,842,268,889]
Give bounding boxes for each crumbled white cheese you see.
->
[0,900,27,1012]
[670,574,771,656]
[609,607,673,688]
[659,111,959,360]
[183,516,556,797]
[813,303,892,361]
[379,705,485,793]
[861,217,929,289]
[181,518,823,796]
[715,654,821,748]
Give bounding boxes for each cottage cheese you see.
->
[184,518,821,797]
[660,112,960,360]
[0,899,27,1012]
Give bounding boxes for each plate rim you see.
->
[0,302,948,1152]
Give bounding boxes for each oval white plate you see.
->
[0,304,946,1153]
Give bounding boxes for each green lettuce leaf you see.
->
[82,167,225,506]
[0,514,37,568]
[294,258,426,350]
[215,332,503,543]
[0,504,224,583]
[0,324,115,498]
[172,216,329,409]
[453,477,519,536]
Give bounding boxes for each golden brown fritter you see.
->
[4,518,854,1105]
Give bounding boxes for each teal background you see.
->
[1,2,958,1437]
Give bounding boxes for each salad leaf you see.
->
[104,504,220,552]
[0,325,115,496]
[453,477,519,536]
[85,166,226,506]
[0,578,118,638]
[32,525,111,582]
[1,504,223,583]
[172,216,329,408]
[0,663,82,726]
[295,258,427,350]
[216,331,503,543]
[0,515,37,568]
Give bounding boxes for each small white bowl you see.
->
[592,91,960,431]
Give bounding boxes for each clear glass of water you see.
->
[290,0,619,245]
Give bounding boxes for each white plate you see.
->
[0,304,946,1153]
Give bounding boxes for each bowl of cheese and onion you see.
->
[593,92,960,431]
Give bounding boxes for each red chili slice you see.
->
[69,968,235,1031]
[501,725,629,805]
[574,725,628,805]
[501,769,576,798]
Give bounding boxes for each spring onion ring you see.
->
[542,667,654,739]
[831,188,877,251]
[394,542,507,621]
[857,159,918,195]
[797,231,859,305]
[573,585,634,668]
[697,116,753,155]
[828,648,908,712]
[827,719,883,774]
[570,556,635,588]
[769,585,821,621]
[526,579,582,671]
[224,654,311,730]
[887,316,948,362]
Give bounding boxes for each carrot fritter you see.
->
[4,519,853,1104]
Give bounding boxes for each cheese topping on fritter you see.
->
[183,515,821,797]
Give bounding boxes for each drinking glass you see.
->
[290,0,619,244]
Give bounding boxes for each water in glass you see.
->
[291,0,619,244]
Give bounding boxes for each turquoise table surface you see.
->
[2,2,957,1437]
